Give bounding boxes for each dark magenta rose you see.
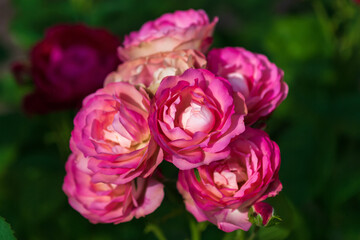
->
[24,24,120,114]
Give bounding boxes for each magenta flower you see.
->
[23,24,120,114]
[118,9,218,61]
[148,68,247,170]
[177,127,282,232]
[62,147,164,224]
[71,82,163,184]
[207,47,288,125]
[105,49,207,94]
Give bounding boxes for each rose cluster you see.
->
[62,9,288,232]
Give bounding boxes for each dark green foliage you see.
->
[0,217,16,240]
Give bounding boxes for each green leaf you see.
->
[0,217,16,240]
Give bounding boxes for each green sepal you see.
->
[194,168,201,182]
[265,215,282,227]
[248,207,263,227]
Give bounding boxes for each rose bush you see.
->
[24,24,120,114]
[105,49,207,94]
[63,144,164,224]
[118,9,218,61]
[207,47,288,125]
[177,127,282,232]
[148,68,247,170]
[71,82,163,184]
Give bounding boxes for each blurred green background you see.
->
[1,0,360,239]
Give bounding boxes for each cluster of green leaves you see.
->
[1,0,360,239]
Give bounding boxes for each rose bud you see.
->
[24,24,120,114]
[105,49,207,95]
[62,147,164,224]
[118,9,218,61]
[248,202,281,227]
[148,68,247,170]
[207,47,288,126]
[177,127,282,232]
[71,82,163,184]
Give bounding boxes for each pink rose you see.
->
[118,9,218,61]
[62,148,164,224]
[23,24,120,114]
[105,49,207,94]
[148,68,247,170]
[71,82,163,184]
[207,47,288,125]
[177,127,282,232]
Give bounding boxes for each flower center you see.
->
[179,101,215,134]
[214,169,238,190]
[213,161,248,194]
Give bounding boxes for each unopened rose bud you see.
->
[249,202,281,227]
